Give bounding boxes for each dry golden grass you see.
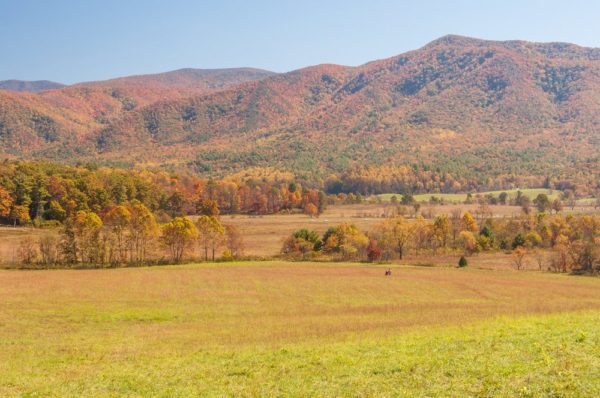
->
[0,226,57,265]
[1,262,600,396]
[1,262,599,347]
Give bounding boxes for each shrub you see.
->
[221,249,234,262]
[458,256,468,267]
[366,240,382,262]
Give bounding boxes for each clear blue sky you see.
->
[2,0,600,84]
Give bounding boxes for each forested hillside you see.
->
[1,36,599,194]
[0,68,275,155]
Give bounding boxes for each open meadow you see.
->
[1,261,600,396]
[4,5,600,397]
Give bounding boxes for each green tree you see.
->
[534,194,550,213]
[498,192,508,205]
[45,200,67,222]
[401,193,415,205]
[512,233,526,250]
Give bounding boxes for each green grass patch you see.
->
[1,311,599,396]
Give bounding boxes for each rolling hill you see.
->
[1,36,599,192]
[0,68,275,156]
[79,67,277,90]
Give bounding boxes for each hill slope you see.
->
[0,68,275,156]
[92,36,600,184]
[1,36,599,191]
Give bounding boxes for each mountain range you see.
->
[1,35,599,189]
[0,80,66,93]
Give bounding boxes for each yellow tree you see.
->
[460,211,478,232]
[322,223,368,261]
[128,202,158,263]
[378,216,416,260]
[369,219,395,260]
[458,231,477,255]
[412,216,433,256]
[196,215,225,261]
[0,187,13,219]
[304,203,319,218]
[9,205,30,227]
[103,205,131,263]
[73,210,104,264]
[161,217,198,263]
[433,214,451,251]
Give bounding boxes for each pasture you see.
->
[1,262,600,396]
[378,188,562,203]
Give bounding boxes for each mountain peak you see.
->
[424,34,488,48]
[423,35,600,60]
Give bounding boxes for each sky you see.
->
[2,0,600,84]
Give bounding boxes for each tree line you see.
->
[0,161,328,227]
[3,161,597,232]
[16,202,245,267]
[282,212,600,273]
[325,164,600,198]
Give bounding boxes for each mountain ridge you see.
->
[74,67,277,89]
[1,36,599,191]
[0,80,66,93]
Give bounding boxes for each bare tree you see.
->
[39,236,59,266]
[511,246,527,270]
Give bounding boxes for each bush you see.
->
[37,219,62,229]
[221,249,234,262]
[458,256,468,267]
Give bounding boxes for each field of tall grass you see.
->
[1,262,599,396]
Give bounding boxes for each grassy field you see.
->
[378,188,561,203]
[0,226,56,265]
[1,261,600,396]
